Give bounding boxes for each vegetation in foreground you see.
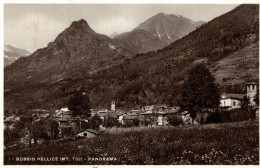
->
[5,120,259,165]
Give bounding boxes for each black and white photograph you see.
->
[2,0,259,165]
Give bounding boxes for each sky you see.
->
[4,4,240,52]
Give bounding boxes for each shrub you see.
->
[106,116,120,128]
[208,108,256,123]
[87,115,102,130]
[206,112,223,123]
[132,118,140,127]
[228,109,255,122]
[167,114,183,126]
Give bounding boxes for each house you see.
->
[75,129,103,138]
[142,105,154,111]
[129,109,142,115]
[122,113,139,125]
[97,109,116,119]
[31,109,51,118]
[90,109,99,117]
[54,108,89,138]
[153,105,168,112]
[140,105,181,126]
[220,93,244,110]
[141,110,167,126]
[118,115,124,124]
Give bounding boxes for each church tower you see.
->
[247,82,258,106]
[111,101,115,111]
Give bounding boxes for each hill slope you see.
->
[212,42,259,85]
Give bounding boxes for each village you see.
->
[4,82,259,149]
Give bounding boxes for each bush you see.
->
[167,115,183,126]
[140,118,151,126]
[123,119,133,127]
[132,118,140,127]
[206,108,256,124]
[106,116,120,128]
[228,109,255,122]
[87,115,102,130]
[206,112,223,123]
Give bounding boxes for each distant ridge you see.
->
[4,44,31,67]
[114,12,205,54]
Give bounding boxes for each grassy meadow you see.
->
[4,120,259,165]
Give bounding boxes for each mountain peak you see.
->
[69,19,93,32]
[5,44,17,48]
[156,12,165,16]
[53,18,95,45]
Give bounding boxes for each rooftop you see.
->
[247,82,258,85]
[221,93,245,100]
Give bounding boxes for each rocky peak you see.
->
[51,19,96,51]
[155,12,165,17]
[67,19,94,33]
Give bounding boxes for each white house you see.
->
[220,93,244,109]
[142,105,154,111]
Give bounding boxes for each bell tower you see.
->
[111,101,115,111]
[247,82,258,106]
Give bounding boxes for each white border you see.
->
[1,0,260,167]
[1,0,260,4]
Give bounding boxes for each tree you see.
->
[88,115,102,130]
[106,116,120,128]
[241,96,250,112]
[254,86,259,105]
[179,63,220,124]
[68,91,91,118]
[20,110,34,146]
[39,117,59,143]
[4,122,24,149]
[132,118,140,127]
[167,115,183,126]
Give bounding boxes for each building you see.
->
[111,101,115,111]
[247,82,258,106]
[142,105,154,111]
[220,93,244,110]
[75,129,103,138]
[140,110,168,126]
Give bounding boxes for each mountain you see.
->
[135,13,205,44]
[4,44,31,67]
[114,13,205,54]
[114,29,167,54]
[110,32,118,38]
[4,4,259,113]
[5,19,133,89]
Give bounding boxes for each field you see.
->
[4,120,259,165]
